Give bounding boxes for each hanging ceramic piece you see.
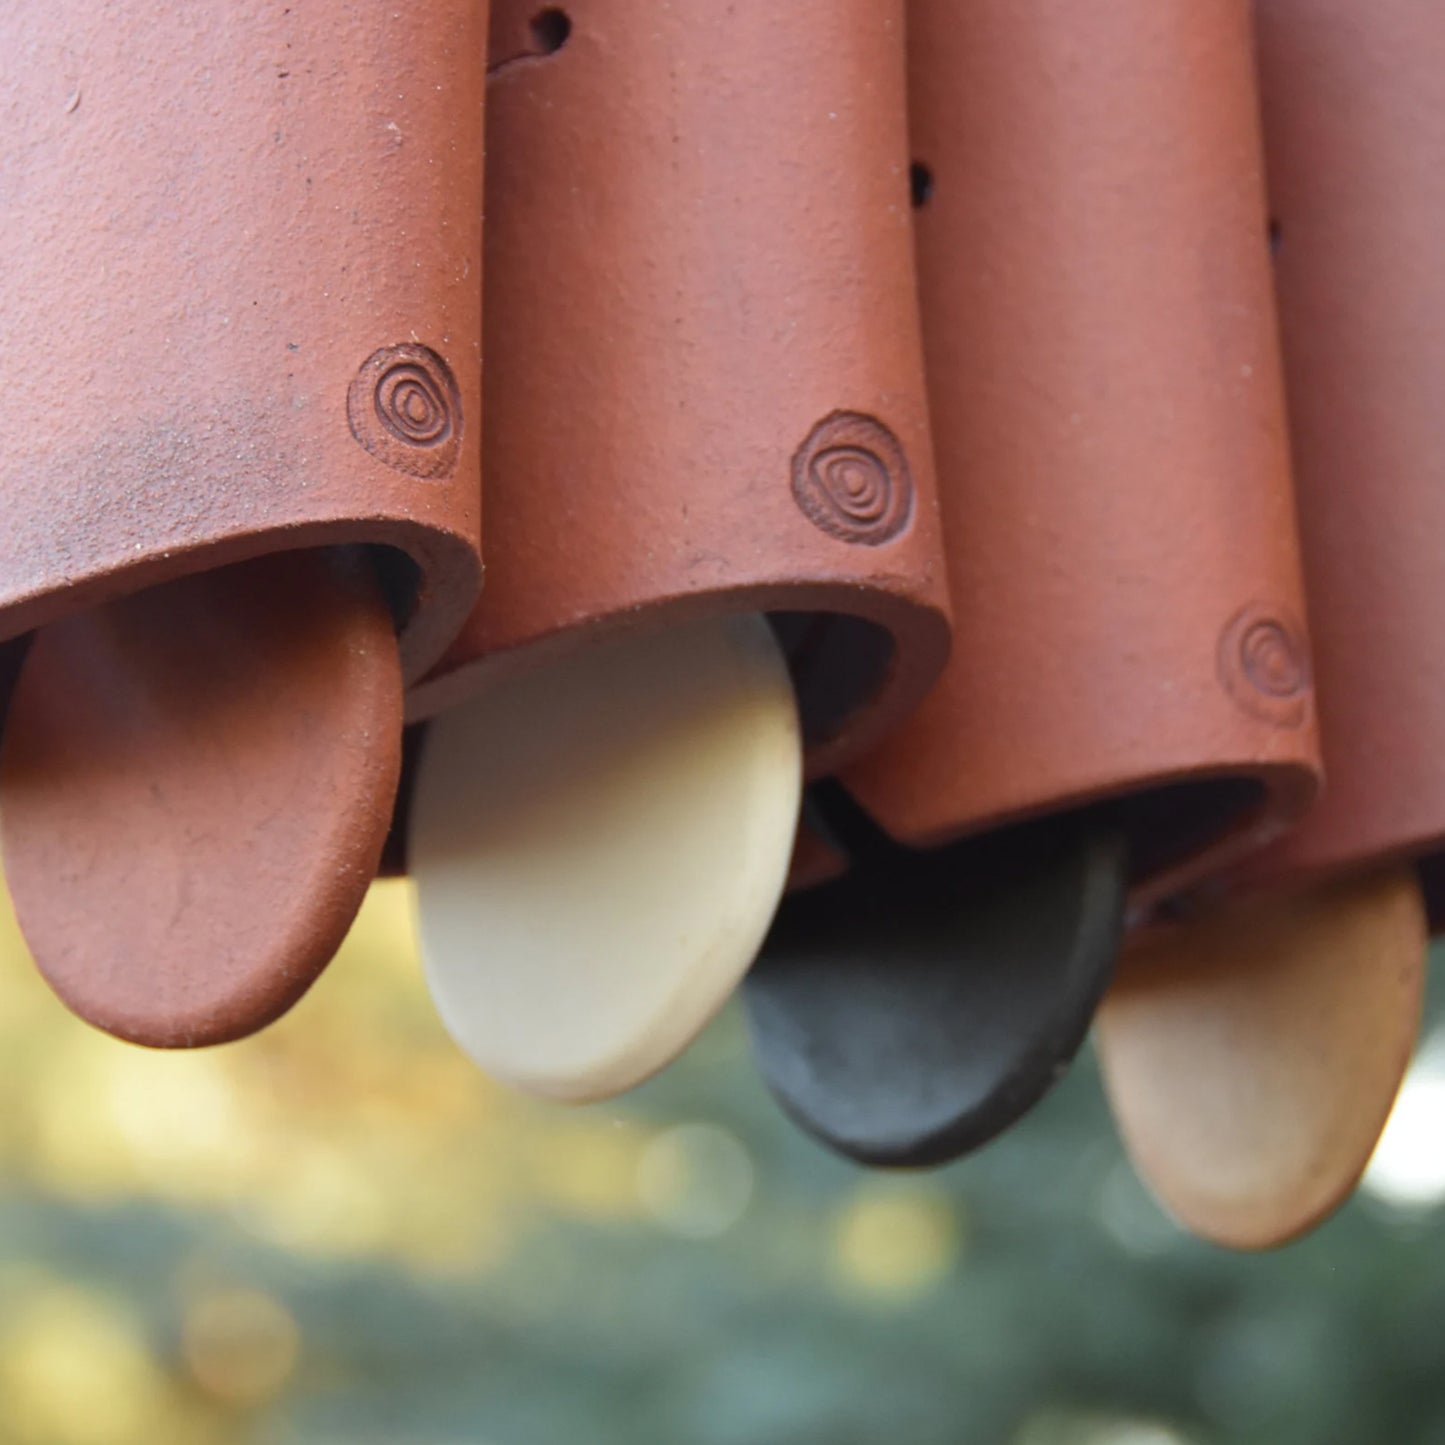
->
[403,0,951,1099]
[1236,0,1445,914]
[1098,870,1425,1250]
[412,615,800,1101]
[1098,0,1443,1247]
[842,0,1317,901]
[0,552,402,1047]
[745,784,1126,1166]
[742,0,1320,1166]
[0,0,486,1044]
[407,0,949,769]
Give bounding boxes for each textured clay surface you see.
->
[1234,0,1445,912]
[841,0,1319,904]
[1098,868,1425,1250]
[0,1,486,679]
[408,0,950,778]
[0,550,403,1047]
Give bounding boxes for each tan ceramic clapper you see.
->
[398,0,951,782]
[0,2,486,1037]
[836,0,1320,906]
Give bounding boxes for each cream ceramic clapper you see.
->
[408,612,802,1101]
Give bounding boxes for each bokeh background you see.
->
[1,879,1444,1445]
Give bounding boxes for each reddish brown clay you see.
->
[0,551,403,1048]
[840,0,1319,900]
[0,1,486,679]
[1215,0,1445,922]
[405,0,950,777]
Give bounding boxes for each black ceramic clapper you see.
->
[743,781,1129,1167]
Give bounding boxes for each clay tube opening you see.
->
[950,776,1268,896]
[820,780,1271,913]
[385,608,898,879]
[1092,776,1268,884]
[0,543,419,701]
[1411,854,1445,934]
[365,545,426,635]
[0,635,29,736]
[768,613,895,752]
[824,774,1268,905]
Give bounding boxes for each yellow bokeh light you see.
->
[181,1286,301,1408]
[829,1182,963,1304]
[0,1280,174,1445]
[635,1122,755,1238]
[525,1116,648,1221]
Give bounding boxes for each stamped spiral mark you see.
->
[791,412,913,546]
[347,344,461,479]
[1217,604,1312,727]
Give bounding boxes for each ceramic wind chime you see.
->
[0,0,1434,1254]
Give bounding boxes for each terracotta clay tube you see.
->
[1098,0,1440,1251]
[401,0,951,1104]
[744,0,1321,1168]
[0,0,486,1046]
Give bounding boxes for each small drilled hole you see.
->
[909,161,934,209]
[1268,218,1282,255]
[530,8,572,53]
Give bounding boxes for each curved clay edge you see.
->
[1138,829,1445,944]
[0,516,480,688]
[404,579,950,782]
[839,758,1318,912]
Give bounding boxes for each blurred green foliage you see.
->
[0,880,1443,1445]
